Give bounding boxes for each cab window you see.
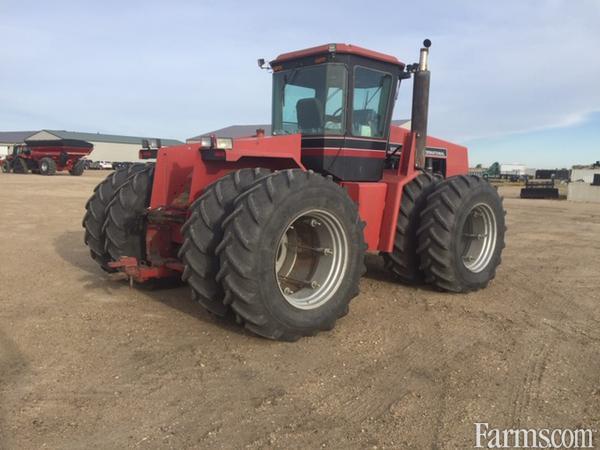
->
[272,64,347,136]
[352,67,392,138]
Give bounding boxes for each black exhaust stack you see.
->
[410,39,432,170]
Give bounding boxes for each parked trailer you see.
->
[83,40,506,341]
[499,163,529,181]
[2,139,92,175]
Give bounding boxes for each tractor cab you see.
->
[5,144,27,164]
[269,44,405,182]
[11,144,27,156]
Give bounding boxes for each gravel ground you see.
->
[0,171,599,449]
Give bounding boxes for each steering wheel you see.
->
[325,106,344,123]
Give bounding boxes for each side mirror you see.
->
[257,58,270,70]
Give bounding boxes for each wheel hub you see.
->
[460,203,498,273]
[275,209,348,310]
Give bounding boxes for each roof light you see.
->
[328,44,337,53]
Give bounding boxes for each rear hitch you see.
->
[107,257,142,287]
[107,256,183,284]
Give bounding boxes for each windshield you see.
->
[272,64,347,135]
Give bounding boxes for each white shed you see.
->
[571,168,600,184]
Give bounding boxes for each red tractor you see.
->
[84,40,505,341]
[3,139,91,175]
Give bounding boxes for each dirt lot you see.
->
[1,171,599,449]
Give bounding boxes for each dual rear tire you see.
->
[103,165,155,263]
[384,173,505,292]
[83,164,149,271]
[417,175,506,292]
[383,172,441,284]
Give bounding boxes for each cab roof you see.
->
[271,43,405,69]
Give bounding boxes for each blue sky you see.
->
[1,0,599,168]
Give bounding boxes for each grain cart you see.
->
[83,40,506,340]
[4,139,91,175]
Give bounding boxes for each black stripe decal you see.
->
[301,137,387,151]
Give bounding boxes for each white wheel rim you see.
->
[275,209,348,310]
[460,203,498,273]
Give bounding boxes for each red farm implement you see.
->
[3,139,91,175]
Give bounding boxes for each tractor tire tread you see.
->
[179,168,272,316]
[383,172,441,284]
[217,169,366,341]
[103,165,155,262]
[417,175,506,293]
[83,163,148,270]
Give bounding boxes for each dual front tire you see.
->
[180,169,366,341]
[178,168,272,316]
